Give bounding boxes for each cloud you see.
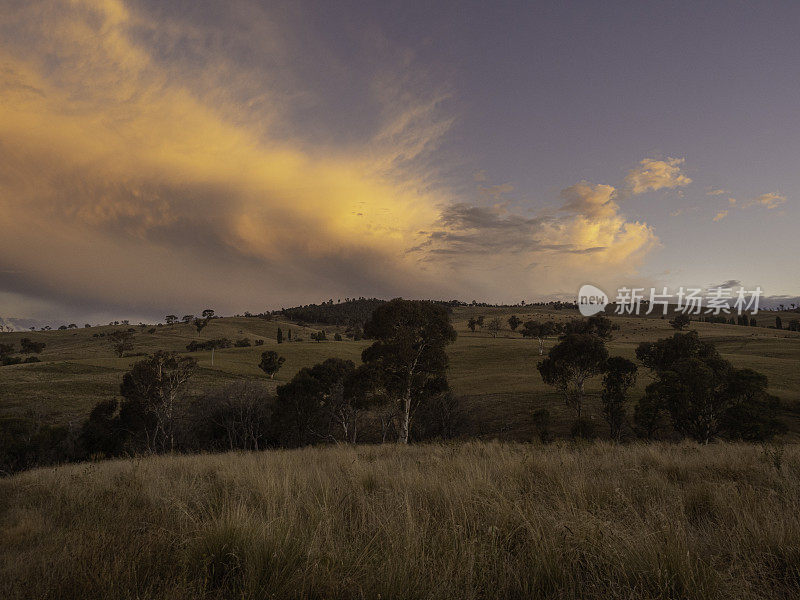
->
[709,279,742,289]
[623,157,692,195]
[478,183,514,200]
[0,0,667,317]
[707,188,729,196]
[747,192,787,210]
[709,192,787,223]
[0,0,463,318]
[411,178,658,292]
[559,182,618,219]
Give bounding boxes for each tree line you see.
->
[0,301,786,475]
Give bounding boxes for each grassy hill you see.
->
[2,441,799,599]
[2,305,800,440]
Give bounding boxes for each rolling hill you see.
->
[2,304,799,440]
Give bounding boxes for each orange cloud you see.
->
[0,0,665,315]
[747,192,787,210]
[624,157,692,195]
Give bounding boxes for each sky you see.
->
[1,0,798,323]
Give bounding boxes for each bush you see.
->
[413,392,465,440]
[234,338,252,347]
[532,409,553,443]
[19,338,46,354]
[570,417,597,440]
[186,338,233,352]
[0,415,77,474]
[184,382,275,451]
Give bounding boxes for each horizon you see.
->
[2,0,799,323]
[2,292,799,332]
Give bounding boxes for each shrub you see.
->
[570,417,597,440]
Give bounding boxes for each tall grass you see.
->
[2,441,799,599]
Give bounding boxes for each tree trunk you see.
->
[398,390,411,444]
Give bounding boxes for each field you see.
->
[2,305,800,440]
[3,307,800,598]
[2,441,800,599]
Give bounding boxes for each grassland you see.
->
[2,305,799,440]
[0,307,800,440]
[2,441,799,599]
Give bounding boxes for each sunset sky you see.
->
[1,0,798,322]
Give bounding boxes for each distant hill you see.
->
[282,298,387,326]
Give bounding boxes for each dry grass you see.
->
[2,441,800,599]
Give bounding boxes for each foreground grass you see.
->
[2,442,799,599]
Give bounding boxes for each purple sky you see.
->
[0,0,798,322]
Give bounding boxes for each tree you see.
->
[202,309,215,319]
[313,358,360,442]
[487,317,502,338]
[312,330,327,342]
[476,315,485,330]
[187,382,273,451]
[108,330,134,357]
[562,315,615,339]
[182,315,194,324]
[119,351,197,452]
[273,359,355,446]
[80,398,122,457]
[776,316,783,330]
[467,317,477,332]
[633,394,670,439]
[601,357,637,441]
[193,317,209,335]
[521,320,559,355]
[412,387,464,440]
[538,334,609,420]
[362,299,457,443]
[258,351,285,379]
[669,313,691,331]
[507,315,522,331]
[277,328,283,344]
[287,329,292,341]
[165,315,177,325]
[636,331,784,443]
[19,338,46,354]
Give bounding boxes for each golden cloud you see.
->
[0,0,664,314]
[624,157,692,195]
[748,192,787,210]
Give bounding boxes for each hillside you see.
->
[2,441,799,599]
[2,305,800,440]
